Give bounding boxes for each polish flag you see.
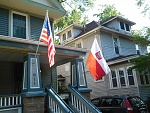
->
[87,38,110,80]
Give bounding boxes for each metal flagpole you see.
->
[35,10,48,58]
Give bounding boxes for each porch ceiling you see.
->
[0,36,87,66]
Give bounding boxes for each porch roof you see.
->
[0,35,87,66]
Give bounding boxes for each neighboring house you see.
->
[0,1,89,113]
[56,16,150,101]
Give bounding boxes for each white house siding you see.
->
[100,32,115,60]
[139,86,150,101]
[81,33,107,99]
[73,28,82,38]
[105,20,119,31]
[119,36,137,56]
[57,62,71,86]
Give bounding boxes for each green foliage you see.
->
[93,4,123,22]
[55,0,94,31]
[136,0,150,18]
[132,27,150,46]
[130,53,150,74]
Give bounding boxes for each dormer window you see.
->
[120,22,125,30]
[62,33,66,41]
[67,30,72,38]
[119,21,130,32]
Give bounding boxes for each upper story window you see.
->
[119,21,130,32]
[67,30,72,38]
[113,37,120,54]
[11,11,28,39]
[62,33,66,41]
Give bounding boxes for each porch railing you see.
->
[68,84,102,113]
[45,85,75,113]
[0,94,22,112]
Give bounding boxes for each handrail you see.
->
[68,84,102,113]
[0,94,22,109]
[45,85,75,113]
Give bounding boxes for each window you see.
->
[62,33,66,41]
[111,70,118,87]
[118,68,126,87]
[67,30,72,38]
[11,11,27,39]
[113,37,119,54]
[76,42,82,48]
[120,21,130,32]
[120,22,125,30]
[127,67,135,85]
[125,23,130,31]
[140,73,150,85]
[110,66,136,88]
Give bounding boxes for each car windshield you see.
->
[127,96,145,106]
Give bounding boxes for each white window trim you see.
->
[119,21,131,32]
[75,39,83,48]
[110,66,137,89]
[112,36,121,55]
[109,69,119,89]
[11,10,29,39]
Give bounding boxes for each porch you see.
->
[0,36,101,113]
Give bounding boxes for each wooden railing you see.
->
[45,85,74,113]
[68,84,102,113]
[0,94,22,109]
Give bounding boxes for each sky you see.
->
[88,0,150,30]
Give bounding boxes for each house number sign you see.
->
[30,58,40,88]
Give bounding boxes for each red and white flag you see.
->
[87,38,110,80]
[40,11,56,67]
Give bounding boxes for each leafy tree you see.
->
[93,4,123,22]
[55,0,94,31]
[130,27,150,74]
[136,0,150,18]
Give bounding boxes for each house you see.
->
[0,1,101,113]
[56,16,150,101]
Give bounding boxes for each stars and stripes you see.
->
[40,11,55,67]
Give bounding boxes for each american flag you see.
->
[40,11,56,67]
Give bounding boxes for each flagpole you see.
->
[35,10,49,58]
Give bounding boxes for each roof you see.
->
[100,16,136,26]
[107,54,139,65]
[75,21,100,38]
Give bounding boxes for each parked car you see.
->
[91,95,148,113]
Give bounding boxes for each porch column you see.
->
[21,53,45,113]
[70,58,92,100]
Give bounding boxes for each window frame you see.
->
[139,72,150,86]
[119,21,131,32]
[126,66,136,86]
[75,39,83,48]
[11,10,29,39]
[110,69,119,88]
[112,36,120,55]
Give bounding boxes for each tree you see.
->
[93,4,123,22]
[55,0,94,31]
[136,0,150,18]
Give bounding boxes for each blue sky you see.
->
[88,0,150,30]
